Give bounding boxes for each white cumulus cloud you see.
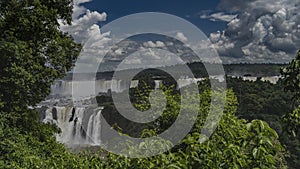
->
[201,12,237,22]
[59,0,110,72]
[208,0,300,63]
[175,32,188,42]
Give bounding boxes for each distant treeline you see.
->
[64,63,287,81]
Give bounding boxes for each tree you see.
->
[0,0,81,114]
[0,1,83,168]
[281,50,300,137]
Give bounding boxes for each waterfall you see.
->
[51,80,141,96]
[43,108,57,125]
[86,109,102,145]
[154,80,162,89]
[130,80,139,88]
[41,106,103,146]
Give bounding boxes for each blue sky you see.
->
[82,0,227,35]
[61,0,300,70]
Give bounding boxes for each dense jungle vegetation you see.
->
[0,0,299,168]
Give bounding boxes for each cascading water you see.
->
[154,80,162,89]
[51,79,138,96]
[86,110,102,145]
[42,106,103,146]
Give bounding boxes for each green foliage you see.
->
[281,50,300,100]
[0,0,81,113]
[227,76,300,168]
[0,112,80,169]
[0,0,82,168]
[90,87,287,169]
[280,50,300,167]
[283,105,300,137]
[281,50,300,139]
[227,77,292,119]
